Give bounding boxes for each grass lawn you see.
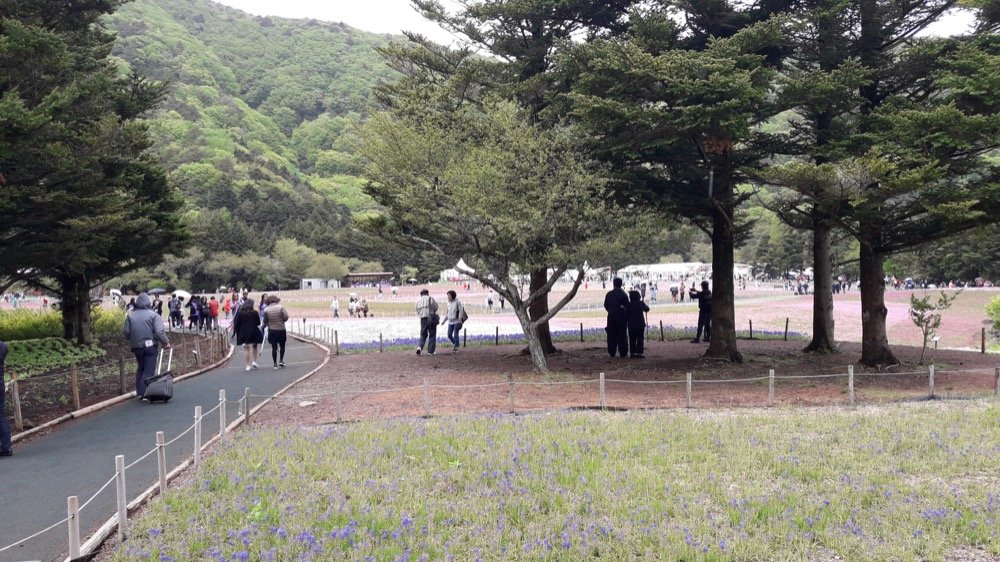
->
[114,403,1000,561]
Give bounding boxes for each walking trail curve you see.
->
[0,337,327,562]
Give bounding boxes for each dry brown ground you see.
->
[255,339,1000,428]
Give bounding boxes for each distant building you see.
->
[344,272,394,287]
[300,278,341,290]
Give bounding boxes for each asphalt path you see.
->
[0,337,326,562]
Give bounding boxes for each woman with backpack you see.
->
[263,295,290,369]
[232,298,263,371]
[441,290,467,353]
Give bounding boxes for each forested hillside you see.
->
[106,0,392,262]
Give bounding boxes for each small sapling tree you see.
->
[908,291,959,365]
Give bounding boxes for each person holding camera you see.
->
[689,280,712,343]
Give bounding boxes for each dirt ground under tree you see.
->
[255,338,1000,427]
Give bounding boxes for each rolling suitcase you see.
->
[143,348,174,403]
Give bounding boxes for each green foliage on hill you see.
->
[105,0,393,262]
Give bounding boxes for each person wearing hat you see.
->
[689,280,713,343]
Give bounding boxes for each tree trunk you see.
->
[528,268,558,355]
[858,242,898,366]
[705,188,742,363]
[804,218,837,353]
[60,276,79,341]
[516,307,550,373]
[59,275,94,345]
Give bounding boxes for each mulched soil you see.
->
[254,339,1000,427]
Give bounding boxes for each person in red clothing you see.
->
[208,296,221,331]
[223,296,232,320]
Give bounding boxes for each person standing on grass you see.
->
[415,288,439,355]
[330,296,340,318]
[604,277,630,358]
[0,338,13,456]
[441,290,466,352]
[689,280,712,343]
[627,290,649,358]
[232,298,263,371]
[263,295,290,369]
[124,293,171,398]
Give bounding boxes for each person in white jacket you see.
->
[415,289,439,355]
[441,290,466,352]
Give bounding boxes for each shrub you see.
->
[93,307,127,338]
[0,307,128,342]
[988,296,1000,333]
[5,337,106,378]
[0,309,62,341]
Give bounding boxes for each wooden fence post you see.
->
[686,372,693,409]
[115,455,127,543]
[219,389,227,441]
[195,338,202,366]
[244,387,251,426]
[784,318,789,341]
[599,372,606,410]
[848,365,855,407]
[423,377,430,418]
[982,327,987,354]
[118,357,126,395]
[67,495,81,560]
[508,373,515,414]
[193,406,202,467]
[928,364,935,399]
[749,320,754,340]
[334,331,339,356]
[496,327,499,346]
[660,320,664,342]
[10,375,23,432]
[70,363,81,411]
[335,387,343,423]
[768,369,775,407]
[379,333,383,353]
[995,366,999,396]
[463,328,467,348]
[156,431,167,493]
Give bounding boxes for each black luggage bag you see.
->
[143,348,174,403]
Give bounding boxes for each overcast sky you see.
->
[212,0,975,41]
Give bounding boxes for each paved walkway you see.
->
[0,338,327,562]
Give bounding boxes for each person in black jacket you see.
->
[232,298,263,371]
[604,277,630,358]
[627,290,650,358]
[689,280,712,343]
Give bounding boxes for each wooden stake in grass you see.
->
[848,365,855,407]
[118,357,126,395]
[749,319,754,340]
[686,372,693,409]
[580,323,584,343]
[70,363,81,411]
[11,375,23,431]
[768,369,775,407]
[784,318,789,341]
[983,327,987,354]
[995,366,999,396]
[334,330,340,356]
[496,327,499,346]
[599,372,606,410]
[928,364,935,399]
[379,333,383,353]
[463,328,467,348]
[508,373,515,414]
[423,377,431,418]
[660,320,664,342]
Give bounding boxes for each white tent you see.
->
[439,259,476,282]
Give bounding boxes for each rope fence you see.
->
[6,331,231,440]
[256,364,1000,423]
[0,380,258,562]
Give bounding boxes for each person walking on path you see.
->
[208,296,220,331]
[627,290,649,358]
[415,289,439,355]
[186,296,200,332]
[263,295,290,369]
[233,298,264,371]
[330,296,340,318]
[441,290,466,352]
[689,280,713,343]
[223,296,232,320]
[0,338,13,456]
[124,293,171,398]
[604,278,630,358]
